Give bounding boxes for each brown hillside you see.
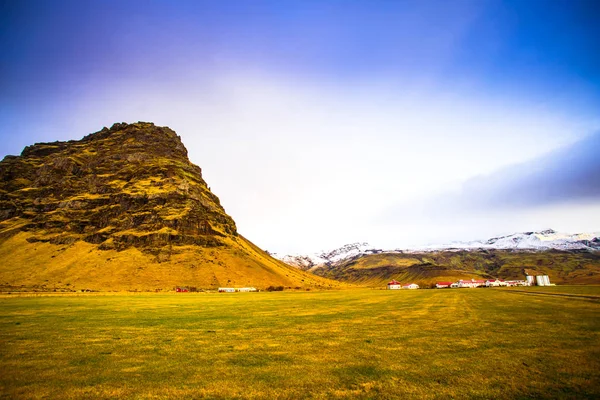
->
[311,250,600,287]
[0,122,339,292]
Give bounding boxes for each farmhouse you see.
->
[403,283,419,290]
[436,282,453,289]
[237,287,257,292]
[458,279,486,288]
[387,280,402,290]
[485,279,507,287]
[218,288,236,293]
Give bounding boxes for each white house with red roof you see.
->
[403,283,419,290]
[387,280,402,290]
[435,281,453,288]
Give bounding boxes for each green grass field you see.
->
[1,288,599,399]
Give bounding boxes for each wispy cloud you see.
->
[459,131,600,209]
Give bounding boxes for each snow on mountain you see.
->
[415,229,600,252]
[272,230,600,269]
[270,242,382,270]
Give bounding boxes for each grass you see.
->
[1,287,599,399]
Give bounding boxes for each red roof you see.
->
[388,280,401,285]
[436,282,453,285]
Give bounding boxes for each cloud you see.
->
[459,131,600,209]
[375,131,600,248]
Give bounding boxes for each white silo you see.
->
[526,276,535,286]
[536,275,545,286]
[543,275,550,286]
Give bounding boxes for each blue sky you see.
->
[1,0,599,252]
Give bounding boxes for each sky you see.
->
[1,0,599,253]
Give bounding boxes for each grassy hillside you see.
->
[312,250,600,287]
[0,229,339,292]
[1,288,598,398]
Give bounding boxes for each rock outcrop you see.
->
[1,122,235,254]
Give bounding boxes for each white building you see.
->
[536,276,546,286]
[403,283,419,290]
[458,279,486,288]
[237,287,257,292]
[218,288,236,293]
[387,280,402,290]
[436,282,453,289]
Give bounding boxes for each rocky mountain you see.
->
[0,122,338,292]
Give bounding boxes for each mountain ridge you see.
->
[273,229,600,271]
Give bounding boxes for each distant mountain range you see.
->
[418,229,600,252]
[271,230,600,287]
[272,230,600,271]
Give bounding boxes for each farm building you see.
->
[525,275,551,286]
[509,280,528,286]
[435,282,453,288]
[237,287,257,292]
[458,279,486,288]
[485,279,507,287]
[176,287,189,292]
[387,280,402,290]
[403,283,419,290]
[535,275,551,286]
[218,288,236,293]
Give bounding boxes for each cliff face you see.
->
[0,122,236,255]
[0,122,337,291]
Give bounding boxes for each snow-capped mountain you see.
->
[273,230,600,270]
[416,229,600,252]
[270,242,382,271]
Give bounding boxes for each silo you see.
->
[526,276,535,286]
[536,275,545,286]
[543,275,551,286]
